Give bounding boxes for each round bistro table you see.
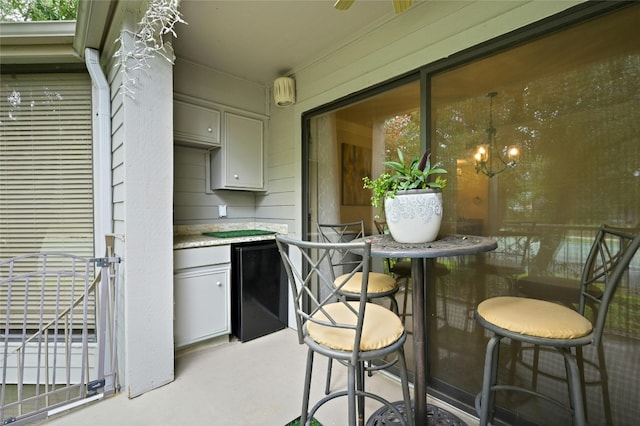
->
[353,233,498,426]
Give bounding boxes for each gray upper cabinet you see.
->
[174,100,221,148]
[173,94,267,192]
[210,111,265,191]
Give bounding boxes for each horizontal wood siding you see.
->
[173,146,255,224]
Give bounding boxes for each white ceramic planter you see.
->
[384,189,443,243]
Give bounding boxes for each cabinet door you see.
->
[174,265,230,348]
[215,112,264,190]
[174,101,221,148]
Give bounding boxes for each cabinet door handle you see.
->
[216,281,222,287]
[234,174,239,179]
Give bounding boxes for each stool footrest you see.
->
[476,384,575,415]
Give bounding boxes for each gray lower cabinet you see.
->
[173,245,231,348]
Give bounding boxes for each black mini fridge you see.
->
[231,241,288,342]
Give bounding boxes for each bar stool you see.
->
[317,221,400,314]
[474,226,640,426]
[275,235,414,426]
[317,221,400,394]
[515,275,610,424]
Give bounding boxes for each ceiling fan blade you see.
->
[392,0,414,14]
[334,0,356,11]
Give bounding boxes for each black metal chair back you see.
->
[276,234,371,353]
[316,220,366,279]
[577,226,640,346]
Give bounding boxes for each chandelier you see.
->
[474,92,519,178]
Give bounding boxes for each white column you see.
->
[119,26,175,397]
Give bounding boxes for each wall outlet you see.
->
[218,205,227,218]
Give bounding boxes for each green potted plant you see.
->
[363,148,447,243]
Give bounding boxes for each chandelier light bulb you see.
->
[475,146,488,162]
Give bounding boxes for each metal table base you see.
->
[367,401,467,426]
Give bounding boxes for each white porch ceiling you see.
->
[172,0,404,85]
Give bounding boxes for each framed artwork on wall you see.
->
[341,143,372,206]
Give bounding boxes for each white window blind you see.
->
[0,73,94,330]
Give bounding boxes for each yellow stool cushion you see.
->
[336,272,398,294]
[307,302,404,351]
[477,296,593,339]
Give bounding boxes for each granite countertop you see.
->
[173,222,288,250]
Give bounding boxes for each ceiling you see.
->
[172,0,403,85]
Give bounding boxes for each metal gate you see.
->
[1,249,121,425]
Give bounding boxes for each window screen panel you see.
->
[0,73,94,331]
